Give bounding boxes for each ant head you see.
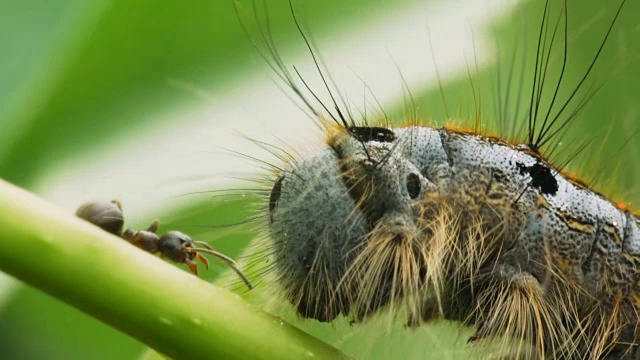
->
[158,231,196,263]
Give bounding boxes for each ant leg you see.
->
[146,220,160,233]
[111,199,122,209]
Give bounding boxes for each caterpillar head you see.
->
[267,126,444,322]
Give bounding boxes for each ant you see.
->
[75,200,253,290]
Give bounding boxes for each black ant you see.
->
[75,200,253,290]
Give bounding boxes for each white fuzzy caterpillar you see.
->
[227,0,639,358]
[268,123,639,358]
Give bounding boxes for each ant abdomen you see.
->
[75,200,124,236]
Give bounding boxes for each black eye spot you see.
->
[347,126,395,143]
[406,173,421,200]
[269,176,284,218]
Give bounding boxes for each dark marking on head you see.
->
[269,176,284,222]
[298,246,316,271]
[517,162,559,195]
[406,173,421,200]
[347,126,395,143]
[391,234,404,245]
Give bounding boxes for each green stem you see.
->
[0,179,348,359]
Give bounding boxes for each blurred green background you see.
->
[0,0,638,359]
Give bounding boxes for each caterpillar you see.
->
[226,0,639,358]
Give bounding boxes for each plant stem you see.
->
[0,179,348,359]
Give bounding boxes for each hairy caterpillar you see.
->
[225,0,640,358]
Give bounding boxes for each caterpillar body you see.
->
[269,124,640,359]
[230,0,639,358]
